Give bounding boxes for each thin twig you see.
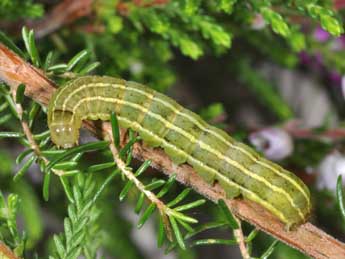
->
[11,89,40,155]
[283,120,345,141]
[1,42,345,259]
[107,130,166,212]
[0,242,20,259]
[116,0,170,16]
[249,120,345,142]
[106,126,174,240]
[29,0,93,38]
[0,0,94,39]
[233,220,250,259]
[10,85,64,176]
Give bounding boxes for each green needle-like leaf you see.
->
[246,228,259,243]
[157,174,176,198]
[16,149,34,164]
[16,84,26,104]
[167,188,191,207]
[137,203,156,228]
[33,130,51,140]
[60,176,74,204]
[157,215,165,248]
[145,180,166,191]
[43,172,51,201]
[47,64,68,72]
[28,30,40,67]
[174,199,206,212]
[169,210,198,224]
[110,112,120,149]
[336,175,345,223]
[79,62,100,75]
[119,136,141,159]
[218,199,239,229]
[28,102,41,127]
[86,162,116,173]
[119,180,134,201]
[260,240,279,259]
[135,192,145,214]
[0,114,12,125]
[67,50,89,71]
[184,221,228,240]
[22,27,40,67]
[53,161,78,171]
[93,169,120,203]
[0,102,8,112]
[0,132,24,138]
[170,216,186,250]
[135,160,151,176]
[13,155,35,182]
[176,218,194,232]
[46,141,109,172]
[43,51,54,71]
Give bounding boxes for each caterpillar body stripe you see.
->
[48,76,311,228]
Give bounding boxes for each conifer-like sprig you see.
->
[107,112,207,250]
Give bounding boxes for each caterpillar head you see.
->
[49,111,80,149]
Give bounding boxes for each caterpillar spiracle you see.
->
[47,75,311,228]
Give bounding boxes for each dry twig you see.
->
[233,220,250,259]
[0,242,20,259]
[1,43,345,259]
[30,0,93,38]
[107,130,173,240]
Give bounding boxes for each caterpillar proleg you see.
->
[47,76,311,228]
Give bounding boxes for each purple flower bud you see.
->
[314,53,324,66]
[317,151,345,193]
[299,51,312,65]
[328,70,342,85]
[249,127,293,161]
[313,27,330,42]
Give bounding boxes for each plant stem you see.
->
[233,219,250,259]
[11,89,64,176]
[0,242,20,259]
[107,129,172,239]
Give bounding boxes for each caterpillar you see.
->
[47,75,311,228]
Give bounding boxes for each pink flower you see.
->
[249,127,293,161]
[317,151,345,193]
[313,27,330,42]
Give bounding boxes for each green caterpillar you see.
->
[48,75,311,228]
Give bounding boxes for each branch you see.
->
[107,130,172,239]
[29,0,169,35]
[29,0,93,38]
[10,88,64,177]
[233,221,250,259]
[0,242,20,259]
[0,0,93,39]
[283,120,345,141]
[116,0,170,16]
[1,42,345,259]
